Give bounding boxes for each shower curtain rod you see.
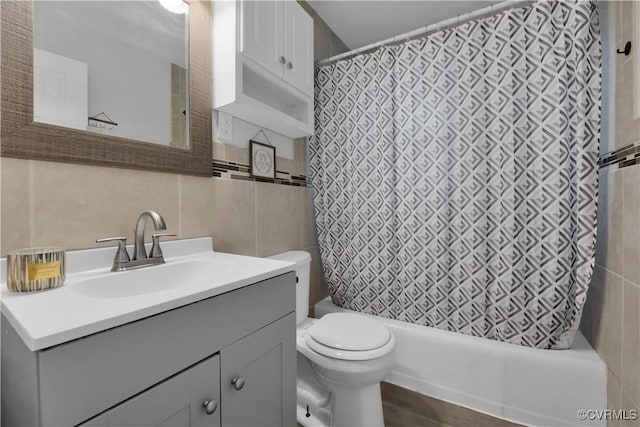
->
[316,0,534,67]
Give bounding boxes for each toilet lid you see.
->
[307,313,391,351]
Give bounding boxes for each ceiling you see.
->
[307,1,498,50]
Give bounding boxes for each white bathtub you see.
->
[315,297,606,427]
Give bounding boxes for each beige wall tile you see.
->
[256,182,302,257]
[623,280,640,405]
[213,141,225,160]
[1,158,32,254]
[179,174,222,240]
[277,157,295,174]
[293,137,308,176]
[182,176,257,256]
[29,161,180,251]
[224,145,250,164]
[623,167,640,284]
[216,179,258,256]
[300,187,316,249]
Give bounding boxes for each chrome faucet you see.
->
[133,210,167,260]
[96,210,175,271]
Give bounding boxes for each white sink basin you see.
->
[70,259,237,298]
[0,237,296,351]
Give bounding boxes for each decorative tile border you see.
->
[211,159,311,187]
[599,142,640,170]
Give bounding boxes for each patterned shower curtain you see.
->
[310,0,601,349]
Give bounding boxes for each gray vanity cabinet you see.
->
[2,272,296,427]
[221,313,295,426]
[81,355,221,427]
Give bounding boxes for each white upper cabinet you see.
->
[240,1,283,78]
[283,1,313,95]
[213,0,314,138]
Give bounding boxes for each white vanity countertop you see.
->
[0,237,295,351]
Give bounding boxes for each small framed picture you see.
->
[250,140,276,179]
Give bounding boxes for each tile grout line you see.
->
[254,183,258,257]
[28,160,35,248]
[177,175,183,239]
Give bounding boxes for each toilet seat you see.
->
[304,313,394,361]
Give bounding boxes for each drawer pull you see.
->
[203,399,218,415]
[231,376,245,390]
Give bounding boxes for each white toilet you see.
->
[268,251,395,427]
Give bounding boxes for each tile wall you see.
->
[580,1,640,424]
[0,140,327,306]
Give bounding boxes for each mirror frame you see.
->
[0,0,212,176]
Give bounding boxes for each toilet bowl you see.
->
[268,251,396,427]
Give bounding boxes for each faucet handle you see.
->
[96,237,131,263]
[150,233,176,258]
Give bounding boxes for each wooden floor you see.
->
[381,382,524,427]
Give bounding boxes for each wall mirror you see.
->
[1,0,212,176]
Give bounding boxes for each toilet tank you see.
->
[267,251,311,325]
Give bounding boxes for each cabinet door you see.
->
[283,1,313,95]
[240,0,284,77]
[220,313,296,427]
[80,355,221,427]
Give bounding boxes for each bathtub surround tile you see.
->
[603,172,625,275]
[608,370,624,427]
[622,392,640,427]
[616,59,640,149]
[600,270,625,379]
[619,2,635,62]
[380,382,524,427]
[582,265,624,379]
[1,158,32,253]
[596,172,610,268]
[623,281,640,405]
[581,265,606,345]
[623,168,640,284]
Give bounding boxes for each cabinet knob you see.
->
[287,61,293,70]
[279,56,286,64]
[203,399,218,415]
[231,376,246,390]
